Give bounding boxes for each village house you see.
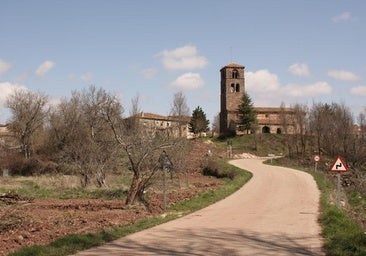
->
[126,112,193,139]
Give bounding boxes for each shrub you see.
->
[202,159,236,180]
[7,156,58,176]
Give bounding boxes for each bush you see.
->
[202,159,236,180]
[7,156,58,176]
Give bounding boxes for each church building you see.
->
[219,62,296,136]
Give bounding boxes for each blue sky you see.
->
[1,0,365,124]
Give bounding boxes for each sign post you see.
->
[314,155,320,172]
[329,156,349,208]
[159,151,173,213]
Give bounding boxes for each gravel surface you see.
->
[73,158,325,256]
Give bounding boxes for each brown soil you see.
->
[0,140,221,256]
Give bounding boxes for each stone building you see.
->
[0,124,18,149]
[255,107,296,134]
[219,63,245,135]
[219,62,296,135]
[127,112,192,138]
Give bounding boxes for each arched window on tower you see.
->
[230,84,235,92]
[232,69,238,79]
[236,84,240,92]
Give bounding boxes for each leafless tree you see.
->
[170,91,190,137]
[279,102,294,157]
[6,89,49,159]
[291,103,308,156]
[308,102,354,157]
[47,86,122,187]
[211,113,220,136]
[130,93,141,116]
[104,102,180,208]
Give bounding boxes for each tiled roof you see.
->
[221,62,245,70]
[254,107,294,113]
[129,112,191,122]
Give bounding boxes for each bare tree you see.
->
[130,93,141,116]
[309,102,354,157]
[292,103,308,156]
[6,89,48,159]
[170,91,190,137]
[211,113,220,136]
[104,102,179,208]
[47,86,122,187]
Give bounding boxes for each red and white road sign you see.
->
[314,155,320,162]
[330,156,349,172]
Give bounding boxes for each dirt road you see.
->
[72,158,324,255]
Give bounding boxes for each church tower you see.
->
[220,62,245,135]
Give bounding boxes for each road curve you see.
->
[72,158,324,256]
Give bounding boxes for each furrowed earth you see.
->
[0,140,221,256]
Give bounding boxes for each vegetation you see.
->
[8,160,251,256]
[2,86,191,209]
[6,90,49,159]
[2,85,366,255]
[170,91,190,137]
[237,92,256,134]
[189,106,210,136]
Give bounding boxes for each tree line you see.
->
[2,86,210,207]
[237,92,366,192]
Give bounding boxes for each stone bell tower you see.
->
[219,62,245,135]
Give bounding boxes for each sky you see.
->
[1,0,365,125]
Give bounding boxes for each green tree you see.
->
[237,92,256,134]
[189,106,210,136]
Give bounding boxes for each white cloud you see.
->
[0,82,28,123]
[158,45,208,70]
[81,72,94,82]
[288,63,310,77]
[245,69,333,107]
[327,70,360,81]
[0,59,11,75]
[282,82,332,97]
[350,86,366,96]
[169,72,204,90]
[35,61,55,77]
[245,69,280,93]
[0,81,28,106]
[332,12,351,23]
[141,68,157,79]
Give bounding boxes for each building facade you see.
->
[219,63,245,135]
[219,62,296,135]
[127,112,192,138]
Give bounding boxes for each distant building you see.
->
[126,112,193,138]
[0,124,18,149]
[255,107,296,134]
[219,62,296,136]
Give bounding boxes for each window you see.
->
[232,69,238,79]
[230,84,235,92]
[236,84,240,92]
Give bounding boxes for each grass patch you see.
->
[9,159,252,256]
[214,133,287,157]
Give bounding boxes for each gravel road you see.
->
[73,158,324,255]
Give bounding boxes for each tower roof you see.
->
[220,62,245,71]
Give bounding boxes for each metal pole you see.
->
[315,162,318,172]
[163,168,166,212]
[337,173,341,208]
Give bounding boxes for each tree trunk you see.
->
[125,174,141,205]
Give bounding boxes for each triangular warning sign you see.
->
[330,156,349,172]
